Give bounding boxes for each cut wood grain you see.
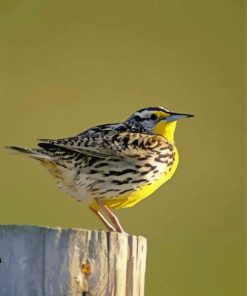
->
[0,225,147,296]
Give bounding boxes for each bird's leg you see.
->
[97,199,124,233]
[89,206,116,232]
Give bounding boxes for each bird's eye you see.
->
[150,114,157,120]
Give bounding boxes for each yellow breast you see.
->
[104,147,179,209]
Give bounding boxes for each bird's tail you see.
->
[5,146,51,160]
[6,146,64,180]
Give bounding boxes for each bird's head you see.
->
[125,106,194,142]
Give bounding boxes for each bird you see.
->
[6,106,193,233]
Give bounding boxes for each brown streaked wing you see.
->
[38,131,167,161]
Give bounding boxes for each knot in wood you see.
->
[81,260,92,276]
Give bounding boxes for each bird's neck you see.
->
[154,121,177,142]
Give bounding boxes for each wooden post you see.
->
[0,225,147,296]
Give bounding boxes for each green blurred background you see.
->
[0,1,245,295]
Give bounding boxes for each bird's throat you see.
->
[154,121,177,142]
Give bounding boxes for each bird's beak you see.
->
[164,112,194,122]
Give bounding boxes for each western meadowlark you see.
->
[7,106,193,233]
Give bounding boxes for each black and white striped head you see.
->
[125,106,193,138]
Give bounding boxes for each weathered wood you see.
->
[0,225,147,296]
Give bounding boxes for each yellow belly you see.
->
[101,148,179,209]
